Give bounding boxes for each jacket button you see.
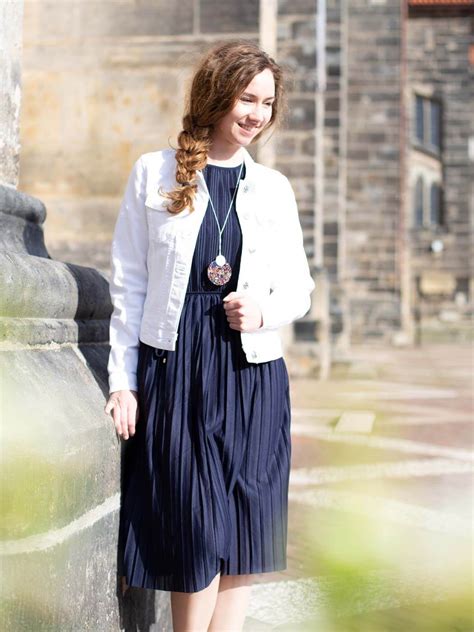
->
[242,281,249,289]
[243,185,249,193]
[243,212,249,220]
[248,246,256,253]
[251,350,257,359]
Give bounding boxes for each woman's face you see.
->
[212,68,276,150]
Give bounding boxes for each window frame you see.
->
[413,93,442,156]
[411,173,444,229]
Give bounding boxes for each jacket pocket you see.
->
[145,194,192,244]
[145,199,175,244]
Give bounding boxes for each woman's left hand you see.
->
[223,292,263,332]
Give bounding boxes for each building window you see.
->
[430,182,442,225]
[414,94,442,154]
[430,101,441,150]
[413,176,443,228]
[415,96,424,144]
[415,176,424,227]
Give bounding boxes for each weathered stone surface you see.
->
[0,1,23,187]
[0,344,172,630]
[200,0,259,33]
[0,185,170,629]
[407,13,473,318]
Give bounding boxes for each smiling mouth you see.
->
[238,123,257,132]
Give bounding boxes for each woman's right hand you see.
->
[104,390,139,440]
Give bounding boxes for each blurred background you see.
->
[1,0,473,630]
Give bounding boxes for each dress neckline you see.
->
[205,161,244,170]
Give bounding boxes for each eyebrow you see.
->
[241,92,275,101]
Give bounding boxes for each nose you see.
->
[248,102,266,123]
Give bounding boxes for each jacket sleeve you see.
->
[258,175,315,330]
[107,156,148,393]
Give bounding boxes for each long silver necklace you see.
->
[206,161,244,286]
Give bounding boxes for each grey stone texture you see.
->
[0,1,23,187]
[277,0,472,343]
[0,185,173,630]
[407,14,473,307]
[200,0,259,33]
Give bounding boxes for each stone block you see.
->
[287,98,315,130]
[278,0,317,15]
[200,0,259,33]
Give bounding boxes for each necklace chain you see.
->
[207,161,244,258]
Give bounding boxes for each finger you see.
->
[223,292,245,305]
[121,406,130,440]
[225,306,243,318]
[225,298,245,310]
[223,291,237,302]
[227,311,244,322]
[113,404,122,437]
[104,399,115,415]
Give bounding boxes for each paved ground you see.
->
[243,343,473,631]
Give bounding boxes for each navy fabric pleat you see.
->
[117,162,292,593]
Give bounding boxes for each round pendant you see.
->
[207,260,232,286]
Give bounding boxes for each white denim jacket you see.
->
[108,147,315,393]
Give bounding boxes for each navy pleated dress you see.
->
[117,161,292,593]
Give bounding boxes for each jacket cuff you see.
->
[109,373,138,394]
[258,286,314,331]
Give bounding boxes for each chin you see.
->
[234,134,254,146]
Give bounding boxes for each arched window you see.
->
[414,176,424,227]
[430,182,442,225]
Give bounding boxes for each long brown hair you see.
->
[160,40,285,214]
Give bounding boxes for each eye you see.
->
[240,96,252,103]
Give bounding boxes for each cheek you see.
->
[217,117,232,136]
[231,103,248,120]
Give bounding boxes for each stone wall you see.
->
[275,0,317,259]
[275,0,406,344]
[407,13,473,315]
[344,0,402,342]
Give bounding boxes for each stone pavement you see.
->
[243,343,473,631]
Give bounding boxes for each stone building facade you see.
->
[19,0,473,347]
[406,1,473,342]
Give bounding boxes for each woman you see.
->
[104,40,315,631]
